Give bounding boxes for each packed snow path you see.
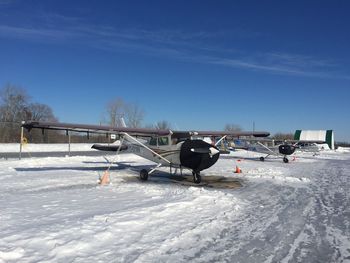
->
[0,151,349,262]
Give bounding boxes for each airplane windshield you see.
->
[158,137,169,146]
[149,137,157,146]
[149,136,169,146]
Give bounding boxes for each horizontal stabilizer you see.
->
[91,144,128,152]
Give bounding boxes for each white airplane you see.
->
[246,142,297,163]
[230,138,324,163]
[22,121,269,184]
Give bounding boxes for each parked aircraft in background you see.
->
[22,121,269,183]
[228,138,325,163]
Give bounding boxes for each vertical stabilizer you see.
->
[120,117,127,128]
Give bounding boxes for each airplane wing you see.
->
[171,130,270,139]
[22,121,270,138]
[22,121,171,137]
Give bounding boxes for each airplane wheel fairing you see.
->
[180,139,220,172]
[140,169,149,181]
[283,157,289,163]
[260,157,265,162]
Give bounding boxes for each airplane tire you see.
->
[140,169,149,181]
[283,157,289,163]
[260,157,265,162]
[193,171,201,184]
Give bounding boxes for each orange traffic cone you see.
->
[234,165,242,173]
[99,170,110,185]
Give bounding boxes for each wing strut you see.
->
[99,136,126,185]
[215,135,227,147]
[122,132,171,164]
[257,141,276,155]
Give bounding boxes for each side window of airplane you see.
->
[149,137,158,146]
[158,137,169,146]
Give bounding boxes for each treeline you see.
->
[0,85,127,143]
[0,84,58,143]
[0,84,171,143]
[3,84,331,144]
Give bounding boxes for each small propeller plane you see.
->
[246,142,298,163]
[22,121,270,184]
[230,138,324,163]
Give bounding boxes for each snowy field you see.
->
[1,145,350,262]
[0,143,95,153]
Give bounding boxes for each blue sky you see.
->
[0,0,349,141]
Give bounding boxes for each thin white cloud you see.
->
[208,57,327,77]
[0,20,347,79]
[0,0,16,5]
[0,25,80,40]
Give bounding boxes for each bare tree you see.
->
[0,84,30,142]
[125,103,144,128]
[224,123,242,132]
[103,98,145,128]
[0,84,60,143]
[25,103,59,143]
[273,132,294,141]
[0,84,29,122]
[105,97,124,127]
[155,120,171,130]
[27,103,57,121]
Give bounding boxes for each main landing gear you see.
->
[140,169,149,181]
[192,171,201,184]
[139,163,162,181]
[139,167,202,184]
[260,156,289,163]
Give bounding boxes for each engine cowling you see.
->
[278,145,296,155]
[180,139,220,172]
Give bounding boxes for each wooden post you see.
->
[19,121,24,160]
[68,130,71,157]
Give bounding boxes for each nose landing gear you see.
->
[192,171,201,184]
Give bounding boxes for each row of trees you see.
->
[0,84,58,143]
[1,84,295,143]
[102,97,173,130]
[0,84,173,143]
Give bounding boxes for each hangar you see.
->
[294,130,335,150]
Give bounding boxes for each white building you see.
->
[294,130,335,150]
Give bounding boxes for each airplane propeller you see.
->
[180,139,220,174]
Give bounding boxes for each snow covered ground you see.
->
[1,145,350,262]
[0,143,95,153]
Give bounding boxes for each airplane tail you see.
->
[119,117,127,128]
[91,144,128,152]
[92,117,128,152]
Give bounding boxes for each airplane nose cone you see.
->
[180,139,220,172]
[209,147,220,157]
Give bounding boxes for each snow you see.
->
[1,145,350,262]
[0,143,95,153]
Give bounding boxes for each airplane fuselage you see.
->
[126,137,220,173]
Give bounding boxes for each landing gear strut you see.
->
[192,171,201,184]
[140,169,149,181]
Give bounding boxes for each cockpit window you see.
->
[149,137,157,146]
[158,136,169,146]
[149,136,169,146]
